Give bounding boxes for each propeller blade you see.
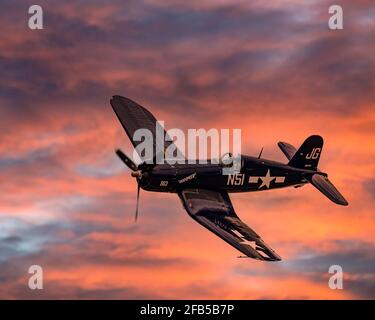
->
[115,149,138,171]
[135,181,140,222]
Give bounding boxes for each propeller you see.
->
[135,181,140,222]
[115,148,143,222]
[116,149,138,171]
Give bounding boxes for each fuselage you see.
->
[140,155,317,193]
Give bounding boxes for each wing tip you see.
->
[110,95,133,105]
[336,198,349,206]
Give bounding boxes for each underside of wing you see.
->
[179,189,281,261]
[278,141,297,161]
[110,95,184,161]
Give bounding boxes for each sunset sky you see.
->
[0,0,374,299]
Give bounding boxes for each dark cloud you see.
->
[3,283,165,300]
[286,241,375,299]
[0,212,194,298]
[0,147,62,176]
[363,179,375,199]
[289,241,375,274]
[1,0,373,128]
[232,240,375,299]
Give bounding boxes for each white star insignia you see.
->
[240,238,256,247]
[258,169,275,189]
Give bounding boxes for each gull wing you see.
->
[179,189,281,261]
[111,95,184,161]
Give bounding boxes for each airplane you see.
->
[110,95,348,261]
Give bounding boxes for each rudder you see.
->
[288,135,323,170]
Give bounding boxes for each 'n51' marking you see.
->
[227,173,245,186]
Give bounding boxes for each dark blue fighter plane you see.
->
[111,95,348,261]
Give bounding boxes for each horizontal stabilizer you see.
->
[309,174,348,206]
[278,141,297,160]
